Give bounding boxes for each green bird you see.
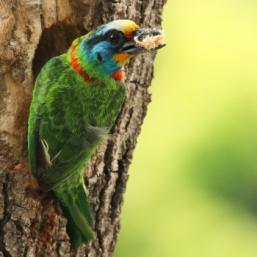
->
[28,19,165,247]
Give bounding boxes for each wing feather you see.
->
[28,55,106,190]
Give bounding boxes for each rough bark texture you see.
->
[0,1,165,256]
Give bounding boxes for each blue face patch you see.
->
[77,19,139,78]
[80,38,121,76]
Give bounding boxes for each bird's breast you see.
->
[87,84,125,128]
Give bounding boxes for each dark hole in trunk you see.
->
[32,22,87,79]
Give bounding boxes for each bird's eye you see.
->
[106,30,125,46]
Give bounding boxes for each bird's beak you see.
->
[120,28,166,55]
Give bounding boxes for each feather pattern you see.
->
[27,19,143,247]
[28,53,125,245]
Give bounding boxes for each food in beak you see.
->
[120,28,166,54]
[134,29,166,50]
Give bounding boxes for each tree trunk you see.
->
[0,0,165,256]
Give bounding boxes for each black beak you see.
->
[120,28,166,54]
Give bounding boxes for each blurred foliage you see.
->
[115,1,257,257]
[188,102,257,212]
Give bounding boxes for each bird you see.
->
[27,19,165,247]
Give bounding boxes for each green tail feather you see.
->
[54,177,95,247]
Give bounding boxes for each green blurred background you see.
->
[116,1,257,257]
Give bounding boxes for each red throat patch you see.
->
[112,70,124,81]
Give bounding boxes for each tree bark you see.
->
[0,0,165,256]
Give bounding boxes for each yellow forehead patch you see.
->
[109,19,139,35]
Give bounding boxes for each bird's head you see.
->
[68,19,165,82]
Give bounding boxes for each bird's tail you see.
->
[53,176,95,247]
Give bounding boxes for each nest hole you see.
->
[32,22,87,78]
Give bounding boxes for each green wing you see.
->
[28,55,104,190]
[28,54,126,191]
